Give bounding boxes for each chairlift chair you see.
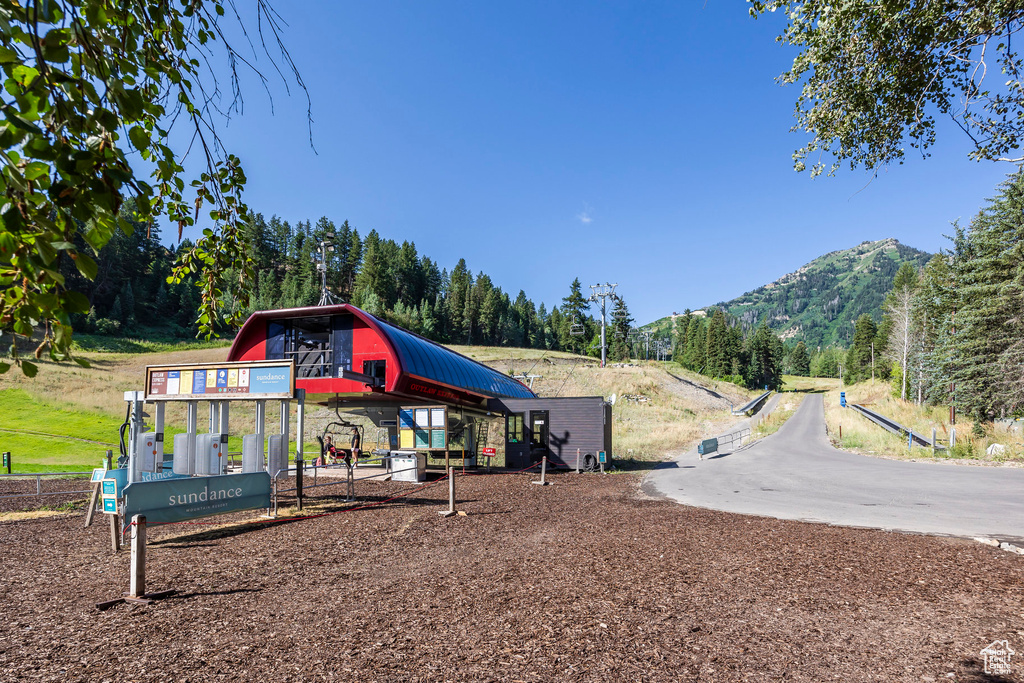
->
[569,317,585,337]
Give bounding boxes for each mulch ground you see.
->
[1,469,1022,682]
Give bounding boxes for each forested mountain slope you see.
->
[646,239,933,348]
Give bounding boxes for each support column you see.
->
[295,389,305,511]
[130,515,146,598]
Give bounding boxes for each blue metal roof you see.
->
[375,318,536,400]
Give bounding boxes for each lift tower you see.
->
[589,283,618,368]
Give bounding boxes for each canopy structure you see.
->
[227,304,535,410]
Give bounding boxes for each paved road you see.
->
[643,394,1024,542]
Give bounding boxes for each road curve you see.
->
[643,394,1024,542]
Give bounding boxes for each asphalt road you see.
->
[643,393,1024,542]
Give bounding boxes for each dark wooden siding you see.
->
[496,397,611,469]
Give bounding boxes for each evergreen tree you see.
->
[705,309,730,377]
[683,316,707,372]
[790,341,810,376]
[845,314,878,383]
[745,323,785,390]
[610,295,634,362]
[560,278,591,354]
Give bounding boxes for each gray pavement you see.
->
[643,394,1024,542]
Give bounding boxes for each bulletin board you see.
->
[399,406,448,451]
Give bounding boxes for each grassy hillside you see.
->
[645,238,933,347]
[0,345,755,472]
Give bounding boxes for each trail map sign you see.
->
[399,406,448,451]
[145,361,295,401]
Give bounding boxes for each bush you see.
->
[94,318,122,336]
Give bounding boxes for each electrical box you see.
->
[242,434,264,473]
[172,433,195,475]
[267,434,289,479]
[195,433,225,476]
[137,431,161,473]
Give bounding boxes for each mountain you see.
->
[645,238,934,349]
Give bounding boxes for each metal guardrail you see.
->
[0,471,93,500]
[732,391,772,416]
[849,404,939,449]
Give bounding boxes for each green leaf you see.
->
[74,253,98,279]
[21,360,37,378]
[0,362,10,374]
[24,161,48,180]
[128,125,149,152]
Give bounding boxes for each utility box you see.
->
[390,451,426,482]
[137,431,161,473]
[242,433,264,473]
[172,433,195,475]
[267,434,289,479]
[195,433,225,476]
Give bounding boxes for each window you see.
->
[506,413,524,444]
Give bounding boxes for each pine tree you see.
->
[610,295,633,362]
[560,278,590,354]
[790,341,810,376]
[705,309,730,377]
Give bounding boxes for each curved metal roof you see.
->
[375,317,535,399]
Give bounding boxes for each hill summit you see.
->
[647,238,933,348]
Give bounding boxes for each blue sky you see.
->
[188,1,1015,325]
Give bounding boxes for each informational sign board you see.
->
[122,472,272,524]
[398,405,448,451]
[101,478,120,499]
[598,451,607,464]
[90,468,106,483]
[101,496,118,514]
[145,361,295,401]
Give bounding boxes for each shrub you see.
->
[94,318,122,336]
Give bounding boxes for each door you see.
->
[529,411,549,462]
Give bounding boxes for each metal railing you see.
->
[717,427,751,451]
[732,391,772,416]
[0,471,93,500]
[849,404,939,449]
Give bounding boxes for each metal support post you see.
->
[3,451,9,474]
[106,449,113,470]
[532,456,550,485]
[932,428,937,449]
[438,467,459,517]
[295,389,305,511]
[130,515,146,598]
[950,427,956,448]
[209,401,219,433]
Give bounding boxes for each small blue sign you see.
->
[102,497,118,514]
[598,451,607,464]
[216,369,228,388]
[193,370,207,394]
[840,391,847,408]
[101,479,118,497]
[91,468,106,483]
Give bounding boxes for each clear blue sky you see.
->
[188,1,1014,325]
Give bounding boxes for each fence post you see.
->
[36,475,41,496]
[85,480,101,527]
[932,428,937,449]
[950,427,956,448]
[295,453,303,512]
[438,467,458,517]
[106,449,113,470]
[532,456,550,486]
[109,513,121,553]
[908,430,913,450]
[130,515,146,598]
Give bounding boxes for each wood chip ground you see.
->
[1,470,1021,682]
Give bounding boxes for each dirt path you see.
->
[1,471,1021,681]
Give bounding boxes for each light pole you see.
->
[589,283,617,367]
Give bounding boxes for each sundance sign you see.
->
[123,472,271,524]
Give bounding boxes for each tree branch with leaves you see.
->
[0,0,308,375]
